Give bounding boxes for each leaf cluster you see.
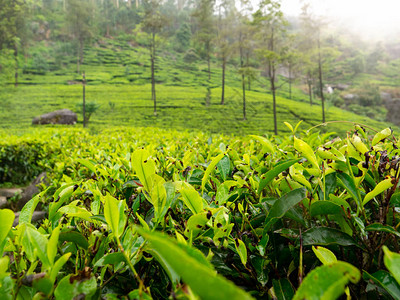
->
[1,125,400,299]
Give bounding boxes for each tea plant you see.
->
[1,125,400,299]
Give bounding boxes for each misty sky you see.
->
[280,0,400,39]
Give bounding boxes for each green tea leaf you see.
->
[0,209,14,255]
[26,227,50,269]
[59,231,89,249]
[150,175,167,221]
[77,158,96,173]
[19,189,47,224]
[312,246,337,265]
[47,226,61,266]
[264,188,307,231]
[366,224,400,238]
[249,135,275,153]
[146,248,180,287]
[337,172,362,209]
[294,137,319,170]
[217,155,231,181]
[272,278,294,300]
[363,178,393,206]
[201,153,225,193]
[294,261,360,300]
[184,211,209,238]
[234,238,247,267]
[50,253,71,282]
[383,246,400,285]
[258,159,300,194]
[310,201,343,217]
[136,227,253,300]
[180,186,203,215]
[301,227,357,247]
[94,252,125,267]
[54,274,97,300]
[352,135,369,154]
[364,270,400,299]
[103,194,126,239]
[58,205,93,222]
[132,149,155,193]
[49,184,76,221]
[372,128,392,146]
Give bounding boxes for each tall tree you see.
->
[216,0,235,105]
[66,0,94,73]
[236,13,252,120]
[0,0,27,87]
[140,0,168,116]
[253,0,288,135]
[192,0,216,82]
[298,3,318,106]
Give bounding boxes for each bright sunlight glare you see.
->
[280,0,400,39]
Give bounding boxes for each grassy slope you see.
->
[0,38,394,136]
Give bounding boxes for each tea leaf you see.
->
[383,246,400,285]
[202,153,225,193]
[104,194,126,239]
[312,246,337,265]
[19,189,47,224]
[234,238,247,267]
[132,149,155,193]
[294,137,319,170]
[301,227,357,247]
[264,188,307,231]
[47,226,61,266]
[136,227,254,300]
[272,278,294,300]
[364,270,400,299]
[0,209,14,255]
[366,224,400,238]
[372,128,392,146]
[180,186,203,215]
[258,159,300,194]
[294,261,360,300]
[363,178,393,206]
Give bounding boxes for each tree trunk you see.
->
[76,44,80,73]
[207,53,211,81]
[246,52,250,90]
[221,56,225,105]
[82,72,86,127]
[151,31,157,116]
[271,74,277,135]
[239,35,246,121]
[207,41,211,81]
[80,38,84,65]
[288,63,292,99]
[242,73,246,120]
[318,36,325,123]
[307,79,313,106]
[14,43,18,87]
[269,27,277,135]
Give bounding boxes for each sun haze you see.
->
[280,0,400,39]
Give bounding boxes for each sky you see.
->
[279,0,400,39]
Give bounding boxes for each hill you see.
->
[0,38,395,136]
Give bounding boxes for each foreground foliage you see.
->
[1,125,400,299]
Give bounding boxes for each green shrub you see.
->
[1,125,400,299]
[0,140,45,184]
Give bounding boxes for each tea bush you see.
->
[0,137,49,185]
[1,125,400,299]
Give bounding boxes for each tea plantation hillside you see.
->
[1,126,400,299]
[0,38,395,135]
